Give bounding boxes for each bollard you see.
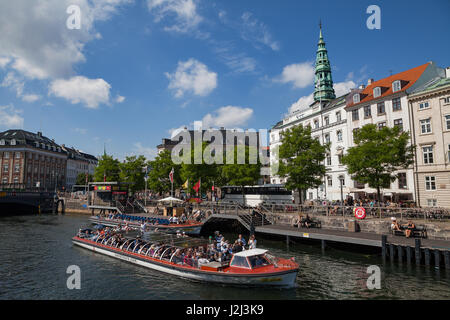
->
[424,248,430,266]
[321,239,326,251]
[415,239,421,265]
[398,246,403,263]
[390,244,395,262]
[434,250,441,269]
[444,251,450,270]
[381,235,387,260]
[406,246,412,264]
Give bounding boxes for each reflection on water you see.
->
[0,214,449,300]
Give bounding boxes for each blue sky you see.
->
[0,0,449,160]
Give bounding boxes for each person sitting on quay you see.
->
[391,217,402,232]
[303,214,313,228]
[404,220,416,238]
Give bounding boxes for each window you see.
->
[373,87,381,98]
[326,154,331,166]
[398,173,407,189]
[377,102,385,114]
[378,122,386,129]
[353,94,360,104]
[314,120,319,129]
[364,105,371,118]
[427,199,437,207]
[324,116,329,125]
[324,133,330,144]
[419,102,429,110]
[336,111,341,122]
[13,177,19,184]
[327,176,333,187]
[394,119,403,132]
[445,115,450,130]
[420,118,432,134]
[15,152,20,159]
[14,164,20,173]
[423,146,434,164]
[4,152,9,159]
[392,80,401,92]
[448,145,450,162]
[309,192,313,200]
[2,177,7,184]
[352,109,359,121]
[10,139,16,145]
[337,130,342,141]
[444,97,450,104]
[339,176,345,186]
[3,164,8,173]
[392,97,402,111]
[425,176,436,190]
[0,139,4,145]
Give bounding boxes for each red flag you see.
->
[193,179,200,193]
[169,168,174,183]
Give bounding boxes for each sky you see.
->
[0,0,449,161]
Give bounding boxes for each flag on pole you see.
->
[193,179,201,193]
[103,171,106,182]
[182,179,188,189]
[169,168,174,183]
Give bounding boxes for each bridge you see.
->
[0,191,65,215]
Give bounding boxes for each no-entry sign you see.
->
[354,207,366,219]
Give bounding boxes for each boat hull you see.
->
[72,237,298,288]
[89,216,203,235]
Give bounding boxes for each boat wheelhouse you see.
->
[72,230,299,288]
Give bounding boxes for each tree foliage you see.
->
[119,155,147,193]
[341,124,415,202]
[147,150,181,194]
[278,125,329,203]
[94,154,121,182]
[75,173,93,186]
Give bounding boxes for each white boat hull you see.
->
[72,239,298,288]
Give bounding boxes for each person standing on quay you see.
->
[248,235,257,249]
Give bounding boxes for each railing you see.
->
[133,199,148,213]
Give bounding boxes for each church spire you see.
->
[313,22,335,103]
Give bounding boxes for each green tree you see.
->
[278,125,329,204]
[75,173,93,186]
[180,141,222,196]
[221,145,261,205]
[94,154,121,182]
[119,155,147,193]
[147,150,181,194]
[341,124,415,203]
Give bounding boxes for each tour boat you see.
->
[89,214,203,235]
[72,230,299,288]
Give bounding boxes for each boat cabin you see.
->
[229,249,271,269]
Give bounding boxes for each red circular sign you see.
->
[354,207,366,219]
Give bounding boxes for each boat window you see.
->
[230,255,250,268]
[247,255,270,268]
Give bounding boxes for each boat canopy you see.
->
[234,249,268,257]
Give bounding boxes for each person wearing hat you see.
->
[391,217,401,232]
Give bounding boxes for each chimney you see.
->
[37,131,42,137]
[359,84,365,89]
[446,67,450,79]
[367,78,374,85]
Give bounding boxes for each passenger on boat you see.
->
[197,254,209,266]
[180,213,187,224]
[232,240,243,253]
[171,249,183,264]
[248,235,257,249]
[236,234,247,247]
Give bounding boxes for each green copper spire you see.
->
[314,23,335,102]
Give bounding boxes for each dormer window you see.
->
[10,139,16,145]
[353,94,360,104]
[0,139,5,146]
[392,80,401,92]
[373,87,381,98]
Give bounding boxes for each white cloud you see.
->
[49,76,112,109]
[202,106,253,128]
[132,142,158,160]
[74,128,88,134]
[288,80,356,114]
[166,58,217,97]
[0,0,131,81]
[276,62,315,89]
[241,12,279,51]
[0,105,24,128]
[147,0,202,33]
[115,95,126,103]
[1,72,41,103]
[212,43,257,74]
[0,57,11,68]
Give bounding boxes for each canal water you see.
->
[0,214,449,300]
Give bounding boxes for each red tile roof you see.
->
[345,62,430,109]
